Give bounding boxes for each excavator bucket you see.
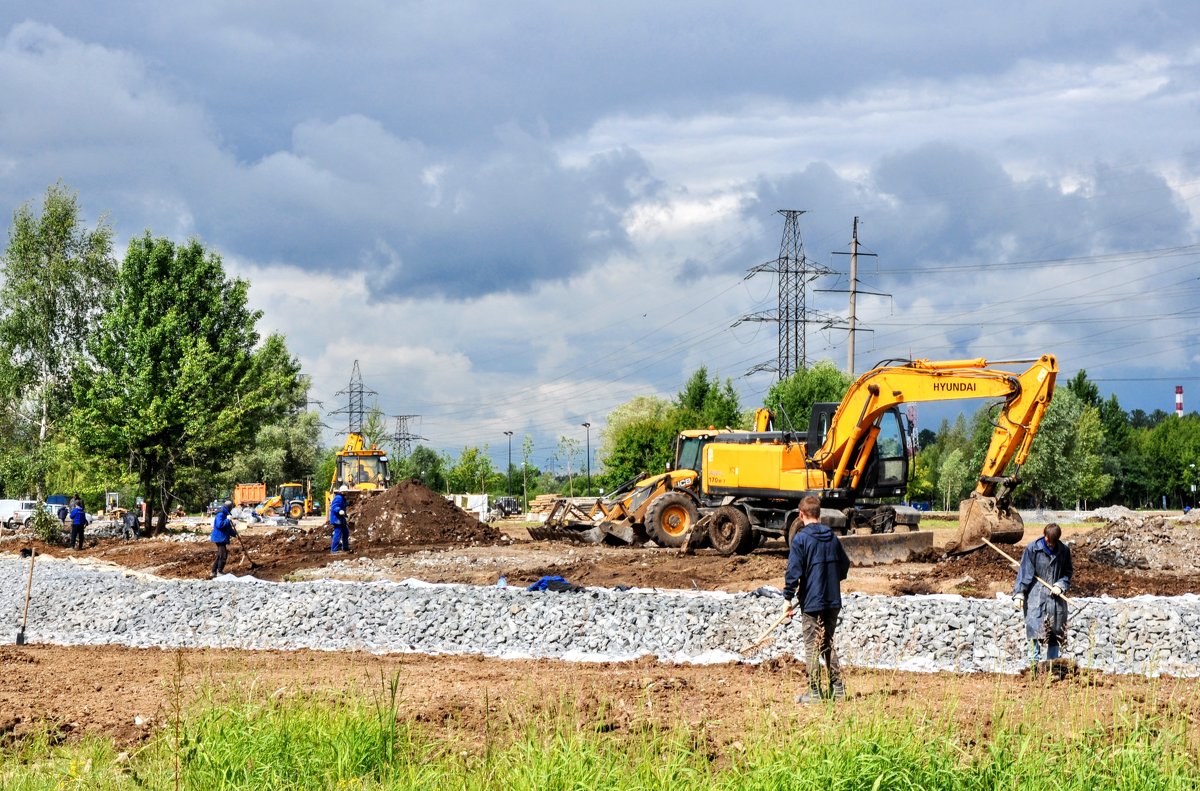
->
[945,492,1026,554]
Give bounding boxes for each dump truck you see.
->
[531,355,1058,564]
[232,483,268,508]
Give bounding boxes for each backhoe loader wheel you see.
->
[288,502,304,519]
[645,492,699,548]
[786,516,802,548]
[708,506,753,555]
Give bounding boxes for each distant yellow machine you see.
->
[327,432,391,507]
[254,481,316,520]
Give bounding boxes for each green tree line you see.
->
[0,184,314,531]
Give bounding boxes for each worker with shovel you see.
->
[329,491,349,553]
[784,495,851,703]
[209,500,238,578]
[1012,523,1073,662]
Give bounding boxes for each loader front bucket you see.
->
[945,492,1025,554]
[527,524,605,543]
[839,529,934,566]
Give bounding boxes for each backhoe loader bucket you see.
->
[945,492,1025,554]
[526,498,644,545]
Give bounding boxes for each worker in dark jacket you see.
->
[121,508,140,540]
[329,491,349,553]
[1013,523,1073,662]
[68,502,88,550]
[783,495,852,703]
[210,500,238,578]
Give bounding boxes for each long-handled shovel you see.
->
[16,544,35,645]
[740,606,793,656]
[233,525,260,571]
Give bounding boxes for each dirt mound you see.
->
[1074,516,1200,574]
[349,479,509,547]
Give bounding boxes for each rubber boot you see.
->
[795,683,824,704]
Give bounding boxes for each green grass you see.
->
[2,679,1197,790]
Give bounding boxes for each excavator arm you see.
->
[813,355,1058,493]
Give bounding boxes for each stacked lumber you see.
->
[529,494,562,515]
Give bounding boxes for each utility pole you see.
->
[503,430,514,497]
[581,422,591,495]
[828,217,886,379]
[848,218,860,377]
[331,360,377,435]
[391,414,425,457]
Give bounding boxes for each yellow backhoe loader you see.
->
[530,355,1058,564]
[327,432,391,508]
[254,480,317,520]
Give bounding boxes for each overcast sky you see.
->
[2,2,1199,475]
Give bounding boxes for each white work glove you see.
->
[783,600,796,620]
[1050,584,1063,597]
[1013,594,1024,611]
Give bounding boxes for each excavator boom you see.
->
[812,355,1057,553]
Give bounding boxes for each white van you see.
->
[0,499,55,530]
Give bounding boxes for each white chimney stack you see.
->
[1177,385,1184,418]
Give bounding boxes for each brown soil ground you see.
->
[3,644,1198,749]
[10,514,1200,598]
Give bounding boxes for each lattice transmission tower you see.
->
[737,210,842,378]
[330,359,377,435]
[391,414,426,457]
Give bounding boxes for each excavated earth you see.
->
[4,491,1200,746]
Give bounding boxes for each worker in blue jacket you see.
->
[329,491,349,553]
[68,502,88,550]
[783,495,851,704]
[210,500,238,578]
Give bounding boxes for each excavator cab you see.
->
[856,409,909,499]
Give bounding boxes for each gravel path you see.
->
[4,554,1199,676]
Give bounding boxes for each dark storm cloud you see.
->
[12,1,1198,161]
[742,142,1192,279]
[201,121,660,299]
[0,23,660,300]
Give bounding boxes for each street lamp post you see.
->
[581,422,591,496]
[504,431,514,497]
[1190,463,1197,510]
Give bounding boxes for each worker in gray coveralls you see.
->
[1012,523,1073,662]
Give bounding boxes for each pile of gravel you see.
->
[1089,505,1140,521]
[1076,517,1200,574]
[3,554,1198,677]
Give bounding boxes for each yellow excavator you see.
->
[530,355,1058,564]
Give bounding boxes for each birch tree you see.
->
[0,183,115,498]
